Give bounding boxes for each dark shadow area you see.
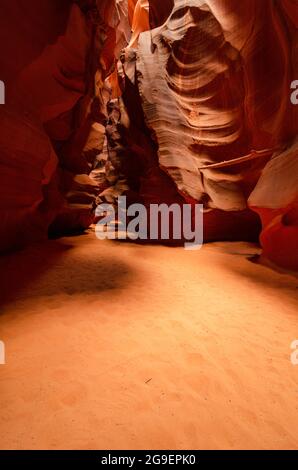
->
[0,239,72,305]
[248,254,298,280]
[0,236,136,308]
[218,253,298,309]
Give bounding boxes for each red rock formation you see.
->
[0,0,128,247]
[0,0,71,251]
[98,0,297,257]
[0,107,61,251]
[0,0,297,269]
[249,142,298,271]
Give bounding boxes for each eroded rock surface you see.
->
[0,0,297,268]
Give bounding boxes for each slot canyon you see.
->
[0,0,297,451]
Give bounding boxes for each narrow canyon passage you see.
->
[0,0,297,455]
[0,231,297,450]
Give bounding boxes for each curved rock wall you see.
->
[98,0,298,262]
[0,0,297,269]
[0,0,128,250]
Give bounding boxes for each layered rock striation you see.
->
[0,0,297,269]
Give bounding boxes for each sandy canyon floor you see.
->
[0,230,297,450]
